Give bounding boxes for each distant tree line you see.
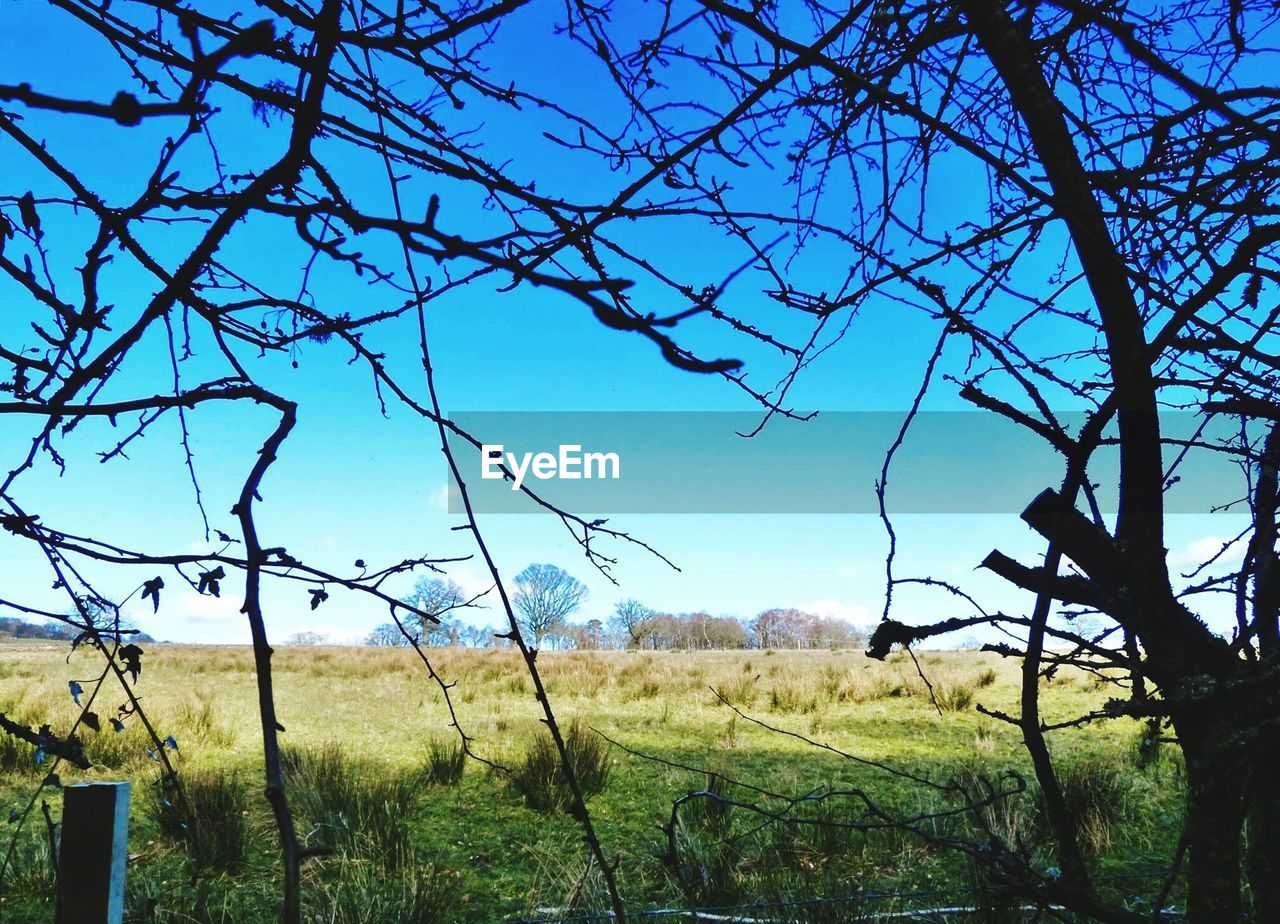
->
[0,616,77,641]
[361,571,866,651]
[0,615,155,643]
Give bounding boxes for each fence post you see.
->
[56,782,131,924]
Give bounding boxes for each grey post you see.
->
[56,782,131,924]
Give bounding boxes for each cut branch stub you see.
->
[980,549,1109,609]
[1019,488,1128,588]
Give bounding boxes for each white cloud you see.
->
[144,595,241,634]
[125,593,243,630]
[446,565,496,607]
[1169,535,1244,568]
[806,598,871,626]
[184,594,245,623]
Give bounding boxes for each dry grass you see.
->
[0,643,1032,780]
[934,680,976,713]
[0,641,1173,922]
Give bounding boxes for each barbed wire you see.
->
[505,872,1181,924]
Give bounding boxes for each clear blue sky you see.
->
[0,0,1245,644]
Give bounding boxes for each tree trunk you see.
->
[1182,733,1247,922]
[1246,741,1280,918]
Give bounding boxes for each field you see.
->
[0,642,1184,922]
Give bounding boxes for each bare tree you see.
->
[512,564,588,648]
[403,577,464,645]
[749,609,862,650]
[365,623,409,647]
[611,598,656,649]
[285,630,331,646]
[568,1,1275,919]
[460,623,503,649]
[464,0,1276,918]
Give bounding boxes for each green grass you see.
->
[148,766,253,871]
[0,642,1183,922]
[421,738,467,787]
[508,721,612,812]
[282,742,418,863]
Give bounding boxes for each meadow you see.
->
[0,642,1184,922]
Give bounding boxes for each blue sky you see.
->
[0,0,1249,645]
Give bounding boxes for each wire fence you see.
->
[504,875,1182,923]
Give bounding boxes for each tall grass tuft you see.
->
[942,763,1041,924]
[2,831,57,896]
[282,743,416,863]
[772,790,861,872]
[421,738,466,786]
[935,679,976,713]
[174,696,236,749]
[669,796,742,906]
[82,722,149,769]
[950,763,1042,857]
[306,852,462,923]
[148,768,252,871]
[1048,758,1131,856]
[714,671,756,706]
[509,722,611,812]
[769,680,818,714]
[683,772,735,839]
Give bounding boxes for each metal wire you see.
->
[503,872,1181,924]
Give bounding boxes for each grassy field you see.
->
[0,642,1184,922]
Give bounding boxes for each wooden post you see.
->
[56,782,130,924]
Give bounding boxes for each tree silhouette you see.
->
[688,2,1275,918]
